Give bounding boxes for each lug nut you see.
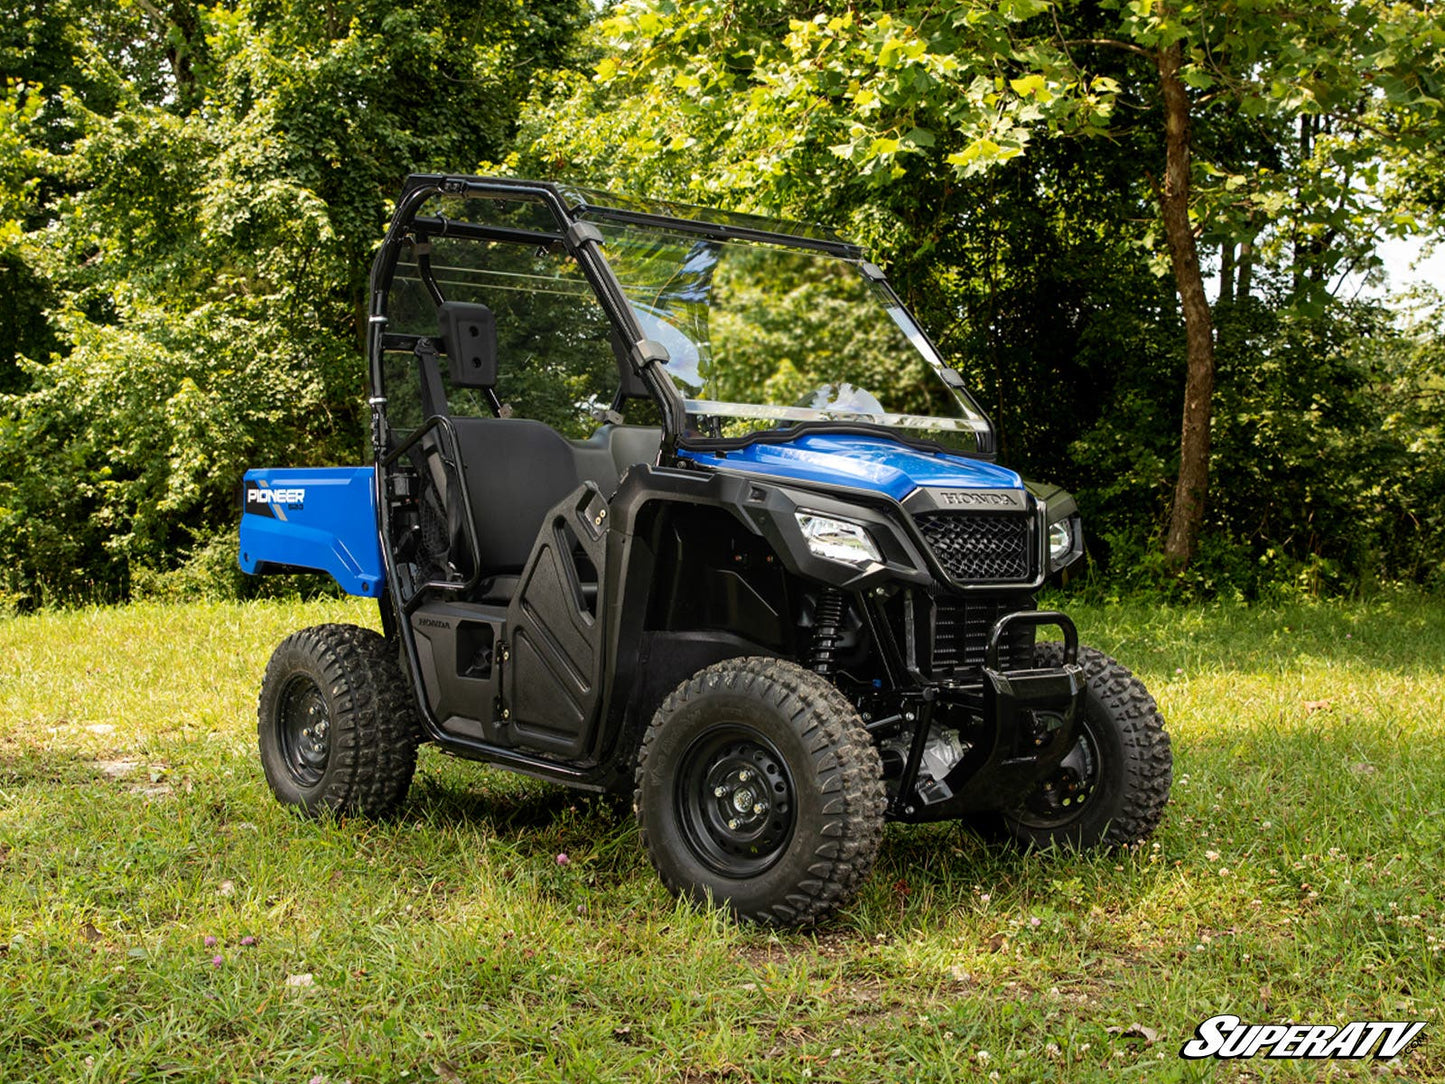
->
[727,819,739,830]
[753,803,767,815]
[713,786,727,798]
[738,770,751,782]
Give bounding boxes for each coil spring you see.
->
[808,589,847,676]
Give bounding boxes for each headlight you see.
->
[795,512,882,567]
[1048,520,1073,566]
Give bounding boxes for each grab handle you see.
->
[985,610,1078,671]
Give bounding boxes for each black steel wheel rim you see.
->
[1012,712,1102,829]
[277,674,331,788]
[675,724,797,878]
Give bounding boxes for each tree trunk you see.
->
[166,1,202,109]
[1155,41,1216,567]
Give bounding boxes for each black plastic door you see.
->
[502,483,611,757]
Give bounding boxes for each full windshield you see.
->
[589,219,992,450]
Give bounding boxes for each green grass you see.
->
[1,595,1442,1082]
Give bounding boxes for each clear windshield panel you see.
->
[385,194,620,438]
[592,223,991,450]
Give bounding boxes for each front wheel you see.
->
[634,657,885,926]
[258,624,421,818]
[997,642,1172,849]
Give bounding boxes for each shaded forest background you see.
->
[2,0,1443,608]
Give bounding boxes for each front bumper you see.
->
[889,611,1086,820]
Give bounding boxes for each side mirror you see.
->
[438,302,497,388]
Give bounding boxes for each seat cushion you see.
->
[450,419,663,584]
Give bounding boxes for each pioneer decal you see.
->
[243,480,307,521]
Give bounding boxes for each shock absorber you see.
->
[809,589,847,676]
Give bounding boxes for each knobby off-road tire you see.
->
[258,624,422,818]
[999,642,1172,850]
[635,657,886,926]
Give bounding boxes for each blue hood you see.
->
[677,433,1022,502]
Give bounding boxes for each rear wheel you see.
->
[635,657,885,926]
[997,642,1171,849]
[258,624,421,818]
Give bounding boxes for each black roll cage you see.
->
[367,175,685,460]
[365,173,997,465]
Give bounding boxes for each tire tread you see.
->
[1025,642,1172,847]
[258,624,420,818]
[634,657,885,926]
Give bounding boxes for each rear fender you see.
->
[238,467,383,597]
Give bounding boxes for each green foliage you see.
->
[510,0,1445,597]
[0,0,587,605]
[1070,293,1445,599]
[3,0,1445,601]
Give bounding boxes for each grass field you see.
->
[1,595,1442,1082]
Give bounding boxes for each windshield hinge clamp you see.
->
[566,221,604,251]
[629,339,670,373]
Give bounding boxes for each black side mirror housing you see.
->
[438,302,497,388]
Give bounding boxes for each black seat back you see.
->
[434,314,662,587]
[449,418,662,579]
[451,418,583,573]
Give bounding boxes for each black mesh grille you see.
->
[930,596,1036,676]
[914,511,1033,583]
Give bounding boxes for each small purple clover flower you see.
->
[211,954,224,968]
[240,936,256,947]
[203,935,218,948]
[555,853,570,867]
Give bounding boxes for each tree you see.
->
[1048,1,1444,563]
[0,0,588,604]
[522,0,1445,566]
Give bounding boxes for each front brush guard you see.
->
[892,611,1087,818]
[965,611,1087,808]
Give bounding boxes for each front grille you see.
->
[914,511,1034,583]
[930,596,1036,677]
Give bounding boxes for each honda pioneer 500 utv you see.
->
[239,175,1171,925]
